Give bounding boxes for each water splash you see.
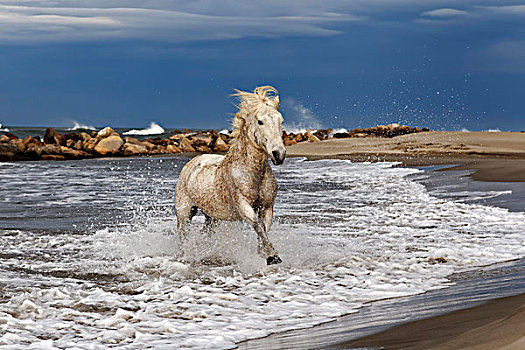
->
[67,121,96,131]
[124,122,165,136]
[282,98,322,133]
[0,123,9,132]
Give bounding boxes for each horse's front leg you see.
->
[237,199,281,265]
[258,206,282,265]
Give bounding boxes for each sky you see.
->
[0,1,524,131]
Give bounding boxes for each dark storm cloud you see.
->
[0,1,522,43]
[0,1,523,130]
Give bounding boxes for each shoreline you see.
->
[327,159,525,349]
[238,258,525,350]
[292,153,525,183]
[237,145,525,350]
[337,291,525,350]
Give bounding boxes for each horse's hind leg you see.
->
[202,214,219,235]
[175,201,198,240]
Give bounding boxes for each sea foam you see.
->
[0,158,524,349]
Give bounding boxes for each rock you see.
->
[294,133,305,142]
[179,137,196,153]
[333,132,351,139]
[192,135,212,148]
[22,136,42,147]
[212,137,229,152]
[304,130,320,142]
[0,142,23,161]
[124,136,143,145]
[66,139,75,148]
[41,154,66,161]
[152,145,167,154]
[64,133,82,142]
[94,135,124,155]
[122,143,148,156]
[25,144,42,159]
[147,138,169,146]
[96,127,119,140]
[13,140,26,152]
[194,145,211,153]
[141,141,156,151]
[73,140,82,150]
[0,135,9,142]
[79,132,92,142]
[314,130,327,140]
[169,133,193,142]
[166,144,182,154]
[44,128,65,145]
[218,133,232,143]
[283,138,297,146]
[61,146,88,159]
[83,138,99,153]
[42,144,62,155]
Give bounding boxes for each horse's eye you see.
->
[258,120,263,125]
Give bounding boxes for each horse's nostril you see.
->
[272,150,284,165]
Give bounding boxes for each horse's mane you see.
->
[231,86,279,140]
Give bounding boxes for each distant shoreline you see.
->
[2,127,524,183]
[0,123,425,162]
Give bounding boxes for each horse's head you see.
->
[232,86,286,165]
[253,95,286,165]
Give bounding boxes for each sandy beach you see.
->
[287,131,525,182]
[284,131,525,350]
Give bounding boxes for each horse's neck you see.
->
[225,136,267,170]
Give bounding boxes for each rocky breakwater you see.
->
[0,127,235,162]
[282,124,428,146]
[0,123,428,161]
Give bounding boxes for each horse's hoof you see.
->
[266,255,282,265]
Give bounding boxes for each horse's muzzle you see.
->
[271,149,286,165]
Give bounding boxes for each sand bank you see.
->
[286,131,525,182]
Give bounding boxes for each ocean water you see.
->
[0,157,524,349]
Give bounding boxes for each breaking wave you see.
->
[124,122,165,136]
[67,121,96,131]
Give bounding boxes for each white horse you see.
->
[174,86,286,265]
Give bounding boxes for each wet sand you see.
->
[287,131,525,182]
[337,293,525,350]
[281,131,525,350]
